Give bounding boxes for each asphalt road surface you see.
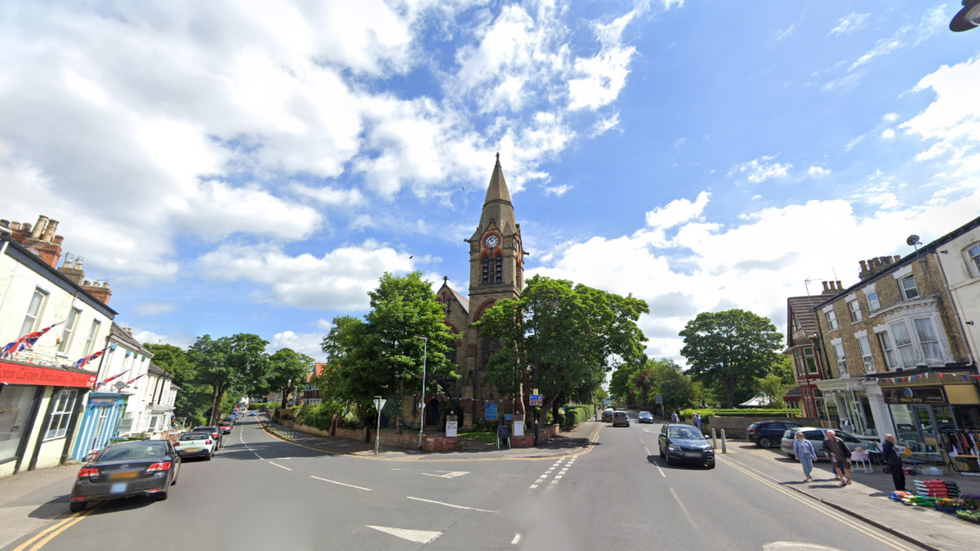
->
[4,413,925,551]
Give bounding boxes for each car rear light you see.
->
[213,432,219,438]
[747,429,756,434]
[206,440,213,445]
[78,468,99,478]
[173,442,180,446]
[146,462,171,473]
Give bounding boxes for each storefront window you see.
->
[0,386,37,462]
[890,404,919,449]
[953,406,980,430]
[44,389,78,441]
[933,405,956,432]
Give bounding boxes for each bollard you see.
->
[720,429,727,454]
[711,428,717,449]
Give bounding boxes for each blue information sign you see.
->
[529,394,543,406]
[504,413,512,421]
[485,403,498,420]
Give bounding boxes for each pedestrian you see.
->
[793,432,817,483]
[881,433,907,492]
[695,412,703,433]
[822,430,852,486]
[671,411,679,424]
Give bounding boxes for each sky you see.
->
[2,1,980,365]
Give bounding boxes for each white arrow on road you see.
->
[420,470,469,479]
[367,526,442,544]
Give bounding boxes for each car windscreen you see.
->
[194,427,218,432]
[180,433,211,441]
[669,427,703,440]
[96,443,167,462]
[613,412,627,417]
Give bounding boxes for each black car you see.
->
[69,440,180,512]
[638,411,654,424]
[747,421,801,448]
[658,424,715,469]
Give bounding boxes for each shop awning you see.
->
[0,360,97,388]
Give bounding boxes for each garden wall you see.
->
[282,420,460,451]
[510,423,561,448]
[702,416,821,439]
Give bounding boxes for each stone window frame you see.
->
[862,283,881,312]
[830,338,847,376]
[965,242,980,278]
[824,308,839,331]
[848,299,863,323]
[854,330,875,374]
[21,286,49,336]
[872,310,952,370]
[898,276,919,301]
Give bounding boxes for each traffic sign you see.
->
[655,394,663,405]
[529,394,543,406]
[374,398,387,411]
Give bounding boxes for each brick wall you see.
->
[509,423,560,448]
[707,417,822,439]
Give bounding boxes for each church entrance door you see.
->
[425,399,440,427]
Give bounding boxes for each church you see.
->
[403,155,526,428]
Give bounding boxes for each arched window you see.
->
[494,254,503,283]
[481,256,490,285]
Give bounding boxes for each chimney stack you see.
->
[82,280,112,306]
[30,216,47,240]
[5,214,64,268]
[41,219,58,242]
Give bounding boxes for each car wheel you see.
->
[154,489,168,501]
[787,453,796,460]
[758,437,772,448]
[69,502,87,513]
[664,453,673,466]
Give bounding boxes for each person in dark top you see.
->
[881,433,906,491]
[823,430,852,486]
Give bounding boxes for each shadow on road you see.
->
[27,495,69,520]
[646,454,711,470]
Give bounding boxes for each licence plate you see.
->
[185,448,201,452]
[110,472,138,480]
[110,482,127,494]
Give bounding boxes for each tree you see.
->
[189,333,269,425]
[478,275,648,432]
[319,272,461,424]
[758,373,787,408]
[627,358,695,412]
[679,309,783,408]
[267,348,315,410]
[145,343,210,426]
[610,361,643,405]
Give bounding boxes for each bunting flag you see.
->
[95,368,131,390]
[74,347,109,370]
[123,373,145,387]
[0,321,64,359]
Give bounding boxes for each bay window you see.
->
[913,318,943,363]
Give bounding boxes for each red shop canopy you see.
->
[0,360,96,389]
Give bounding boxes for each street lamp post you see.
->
[418,336,428,450]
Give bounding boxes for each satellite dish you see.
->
[906,235,920,247]
[114,381,126,391]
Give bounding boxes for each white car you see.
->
[173,432,217,460]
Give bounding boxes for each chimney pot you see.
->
[53,235,64,246]
[0,220,8,228]
[41,220,58,242]
[894,255,901,262]
[21,222,31,234]
[859,260,868,271]
[9,222,19,231]
[83,280,91,286]
[822,281,829,291]
[30,216,48,240]
[836,280,843,290]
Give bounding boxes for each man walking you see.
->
[823,430,852,486]
[695,412,703,433]
[881,434,906,491]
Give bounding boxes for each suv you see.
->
[747,421,800,448]
[612,411,630,427]
[601,409,615,423]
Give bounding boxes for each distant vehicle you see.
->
[658,424,715,469]
[173,432,216,460]
[747,421,801,448]
[638,411,654,424]
[601,409,614,423]
[69,440,180,512]
[780,427,864,459]
[218,421,233,434]
[248,411,257,417]
[612,411,630,427]
[192,426,222,448]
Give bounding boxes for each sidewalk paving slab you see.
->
[721,439,980,551]
[0,465,77,550]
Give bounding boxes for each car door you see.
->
[803,430,827,457]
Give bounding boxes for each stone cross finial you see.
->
[443,275,449,283]
[495,152,500,164]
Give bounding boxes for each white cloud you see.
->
[590,113,622,136]
[776,24,795,41]
[289,183,365,206]
[131,329,194,349]
[645,191,710,229]
[848,7,946,72]
[728,155,792,184]
[881,128,896,139]
[568,12,637,111]
[543,184,573,196]
[269,330,326,358]
[883,113,899,122]
[807,166,831,178]
[134,302,179,316]
[196,241,414,311]
[828,12,870,36]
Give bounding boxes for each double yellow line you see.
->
[717,455,917,551]
[11,503,101,551]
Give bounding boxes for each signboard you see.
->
[374,398,387,411]
[445,421,458,438]
[883,386,946,404]
[497,425,510,440]
[513,421,524,437]
[0,361,96,388]
[504,413,512,421]
[529,394,543,406]
[655,394,663,405]
[485,403,498,420]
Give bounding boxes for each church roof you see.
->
[450,287,469,313]
[470,155,518,242]
[483,154,513,205]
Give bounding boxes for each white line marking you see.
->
[554,475,563,480]
[311,475,372,491]
[254,454,264,460]
[550,479,559,485]
[529,484,538,489]
[269,462,291,471]
[407,496,495,513]
[367,526,441,544]
[511,534,521,545]
[644,446,652,455]
[656,465,665,477]
[420,471,469,479]
[670,488,697,529]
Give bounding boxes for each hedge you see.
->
[561,405,595,428]
[680,408,799,420]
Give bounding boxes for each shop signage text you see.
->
[0,361,96,388]
[883,386,946,404]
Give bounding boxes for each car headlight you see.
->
[668,444,679,451]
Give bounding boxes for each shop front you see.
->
[0,360,96,478]
[814,378,894,439]
[70,392,129,461]
[882,382,980,455]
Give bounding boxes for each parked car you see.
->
[69,440,180,512]
[173,432,217,460]
[601,409,614,423]
[780,427,865,459]
[248,411,257,417]
[218,421,233,434]
[747,421,801,448]
[638,411,654,424]
[659,423,715,469]
[192,426,222,448]
[612,411,630,427]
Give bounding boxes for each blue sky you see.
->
[3,1,980,363]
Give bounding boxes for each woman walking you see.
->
[793,432,817,483]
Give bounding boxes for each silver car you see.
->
[780,427,865,459]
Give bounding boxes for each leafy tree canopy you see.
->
[267,348,315,409]
[628,358,695,411]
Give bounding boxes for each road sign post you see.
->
[374,396,386,455]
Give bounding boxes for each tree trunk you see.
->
[725,382,735,409]
[209,387,224,426]
[280,386,289,410]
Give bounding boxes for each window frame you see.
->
[912,317,943,364]
[899,276,919,301]
[44,389,78,441]
[867,291,881,312]
[803,347,818,374]
[21,288,48,336]
[856,335,875,374]
[877,332,899,371]
[83,319,101,356]
[848,300,863,323]
[832,341,847,374]
[825,310,839,331]
[968,244,980,277]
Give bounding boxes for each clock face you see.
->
[484,235,500,249]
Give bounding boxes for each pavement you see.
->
[0,465,79,550]
[1,412,976,551]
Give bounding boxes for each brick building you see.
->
[812,217,980,449]
[782,290,839,419]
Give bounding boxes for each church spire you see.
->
[483,152,512,207]
[470,154,518,241]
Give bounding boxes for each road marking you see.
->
[311,475,372,492]
[367,526,441,544]
[11,505,99,551]
[406,496,495,513]
[549,478,559,485]
[717,456,915,551]
[529,484,538,489]
[644,446,651,455]
[670,488,697,529]
[420,470,469,479]
[511,534,521,545]
[269,462,292,471]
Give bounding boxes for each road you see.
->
[3,413,925,551]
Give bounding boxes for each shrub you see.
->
[679,408,798,420]
[561,405,593,428]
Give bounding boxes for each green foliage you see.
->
[267,348,315,409]
[144,343,211,426]
[319,272,461,423]
[561,405,594,427]
[188,333,270,424]
[757,373,787,408]
[247,402,276,410]
[293,401,345,431]
[679,408,798,419]
[679,309,783,408]
[610,362,643,405]
[478,275,648,423]
[769,355,796,385]
[627,358,695,411]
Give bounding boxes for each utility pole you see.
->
[418,336,428,450]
